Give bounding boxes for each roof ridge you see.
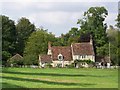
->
[73,42,90,44]
[52,46,71,48]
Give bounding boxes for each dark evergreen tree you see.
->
[1,15,16,66]
[16,17,35,55]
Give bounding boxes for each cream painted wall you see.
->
[47,49,52,55]
[52,60,74,67]
[73,55,95,62]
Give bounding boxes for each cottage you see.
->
[39,36,95,68]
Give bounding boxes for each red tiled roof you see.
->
[40,55,52,63]
[72,43,94,55]
[51,46,72,61]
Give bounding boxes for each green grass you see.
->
[1,67,118,88]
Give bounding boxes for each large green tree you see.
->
[58,27,79,46]
[106,26,118,65]
[16,17,35,55]
[116,14,120,28]
[66,27,80,45]
[118,31,120,66]
[116,14,120,66]
[77,7,108,56]
[1,15,16,65]
[23,29,56,65]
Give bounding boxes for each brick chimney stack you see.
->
[90,35,93,45]
[48,42,51,50]
[47,42,52,55]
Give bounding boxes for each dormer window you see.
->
[58,54,63,61]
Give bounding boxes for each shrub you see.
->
[67,63,75,68]
[46,63,52,68]
[74,59,95,68]
[7,58,23,67]
[74,59,94,64]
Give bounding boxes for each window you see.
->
[58,54,63,60]
[79,56,81,59]
[57,63,62,67]
[82,55,86,59]
[58,56,63,60]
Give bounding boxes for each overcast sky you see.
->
[1,0,119,36]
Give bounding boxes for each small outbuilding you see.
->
[8,54,23,67]
[95,56,111,68]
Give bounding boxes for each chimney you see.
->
[90,35,93,45]
[48,41,51,50]
[47,41,52,55]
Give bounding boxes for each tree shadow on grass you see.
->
[2,76,96,87]
[2,82,23,88]
[2,71,107,77]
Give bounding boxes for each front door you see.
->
[57,63,62,68]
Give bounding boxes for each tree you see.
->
[16,17,35,55]
[23,28,56,65]
[78,32,91,42]
[2,51,11,66]
[1,15,16,66]
[77,7,108,56]
[115,13,120,65]
[59,27,79,46]
[67,27,80,45]
[116,14,120,28]
[107,26,118,65]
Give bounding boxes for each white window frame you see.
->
[58,54,63,61]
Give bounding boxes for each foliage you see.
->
[16,17,35,55]
[23,54,38,65]
[74,59,94,64]
[115,14,120,65]
[115,14,120,28]
[46,63,53,68]
[117,31,120,66]
[58,27,80,46]
[67,27,80,45]
[77,7,108,56]
[96,44,109,56]
[107,26,119,65]
[66,63,75,68]
[23,29,56,65]
[78,32,91,42]
[2,51,11,66]
[1,15,16,66]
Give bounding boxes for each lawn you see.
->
[1,67,118,88]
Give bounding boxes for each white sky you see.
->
[1,0,120,36]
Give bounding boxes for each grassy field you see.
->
[1,67,118,88]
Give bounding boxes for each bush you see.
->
[23,55,38,65]
[7,58,23,67]
[46,63,52,68]
[74,59,94,64]
[2,51,11,66]
[74,59,95,68]
[67,63,75,68]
